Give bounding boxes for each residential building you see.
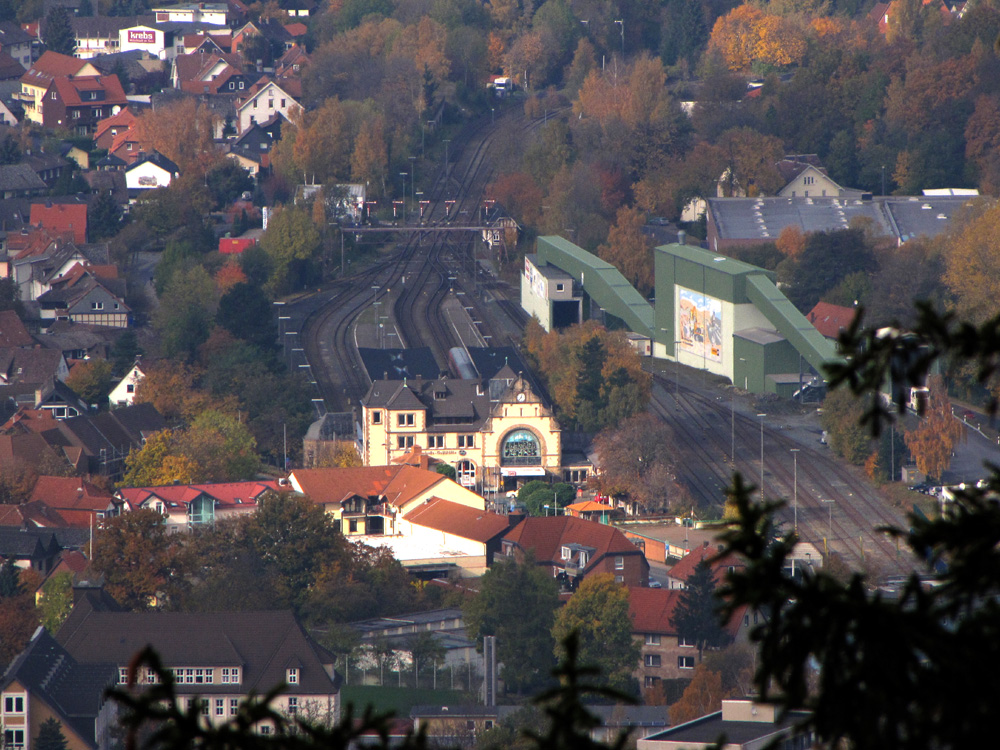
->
[0,98,17,125]
[350,608,478,670]
[287,465,485,536]
[0,629,118,750]
[116,480,280,531]
[72,15,155,58]
[56,605,342,729]
[151,3,229,25]
[236,78,299,133]
[27,475,118,526]
[93,108,137,151]
[17,52,127,133]
[18,52,100,124]
[0,165,48,200]
[373,496,513,576]
[107,361,144,407]
[0,527,62,572]
[125,150,179,192]
[37,265,129,328]
[664,542,744,591]
[637,700,814,750]
[500,515,650,590]
[0,22,36,69]
[775,155,856,199]
[361,372,564,494]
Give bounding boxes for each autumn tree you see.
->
[591,413,683,513]
[708,3,806,71]
[669,666,725,725]
[132,99,221,176]
[943,200,1000,324]
[487,172,544,227]
[133,361,230,424]
[66,358,113,406]
[904,375,965,481]
[350,115,388,196]
[92,509,176,610]
[464,554,560,694]
[717,127,785,198]
[551,573,640,696]
[598,206,654,297]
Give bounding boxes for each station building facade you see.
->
[360,371,564,494]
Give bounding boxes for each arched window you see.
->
[501,429,540,466]
[457,460,476,486]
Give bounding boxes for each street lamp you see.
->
[790,448,800,533]
[399,172,408,221]
[757,413,766,502]
[614,19,624,58]
[408,155,417,205]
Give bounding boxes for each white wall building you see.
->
[108,362,145,408]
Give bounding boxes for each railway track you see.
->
[649,374,914,575]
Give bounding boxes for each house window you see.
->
[679,636,695,648]
[287,697,298,715]
[560,546,570,560]
[397,413,414,426]
[458,434,475,448]
[644,676,661,688]
[201,700,210,716]
[4,696,25,713]
[260,726,272,736]
[118,667,129,684]
[239,81,244,89]
[3,730,24,750]
[644,654,661,667]
[281,99,286,107]
[556,283,564,291]
[348,519,358,533]
[428,435,444,448]
[230,699,239,715]
[127,143,133,150]
[52,91,57,99]
[92,301,104,310]
[287,668,298,685]
[615,575,624,583]
[221,667,241,684]
[372,411,381,424]
[215,699,224,716]
[397,435,414,449]
[645,634,660,645]
[72,110,80,119]
[614,556,624,570]
[678,656,695,669]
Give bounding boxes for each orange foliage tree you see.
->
[132,99,222,177]
[598,206,654,296]
[904,375,965,481]
[669,666,725,725]
[487,172,543,227]
[708,3,806,71]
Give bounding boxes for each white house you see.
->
[119,25,179,61]
[108,361,144,407]
[237,79,300,134]
[0,99,17,126]
[125,150,179,191]
[151,2,228,25]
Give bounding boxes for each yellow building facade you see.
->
[361,372,564,493]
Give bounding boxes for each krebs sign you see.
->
[127,29,156,44]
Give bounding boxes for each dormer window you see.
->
[434,390,446,400]
[286,668,298,684]
[561,546,570,560]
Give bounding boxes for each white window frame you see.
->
[644,654,661,667]
[645,634,660,646]
[678,656,695,669]
[286,668,298,685]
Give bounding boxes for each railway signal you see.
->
[445,200,456,220]
[392,200,404,220]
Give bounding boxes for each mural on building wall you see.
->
[677,287,723,363]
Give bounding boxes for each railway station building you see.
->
[359,370,567,494]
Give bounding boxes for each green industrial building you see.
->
[525,236,841,397]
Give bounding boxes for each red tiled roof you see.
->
[51,74,127,109]
[93,107,136,143]
[807,301,857,340]
[30,202,87,244]
[628,586,682,634]
[502,516,642,571]
[118,481,279,512]
[667,542,743,585]
[403,497,510,542]
[290,466,449,509]
[284,22,307,36]
[30,50,90,78]
[29,475,114,512]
